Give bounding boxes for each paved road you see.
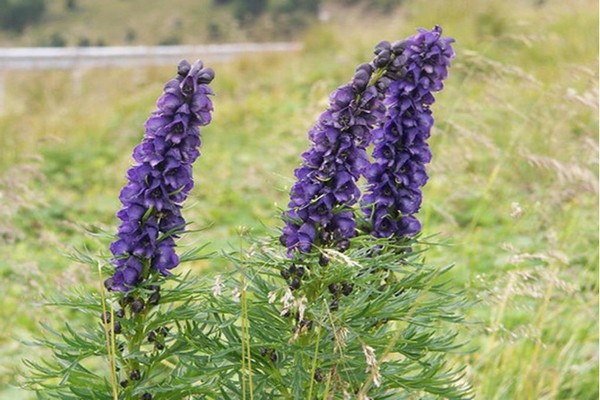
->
[0,42,302,70]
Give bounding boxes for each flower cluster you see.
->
[362,26,454,238]
[105,60,215,291]
[281,62,386,254]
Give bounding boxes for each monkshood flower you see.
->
[281,61,387,255]
[362,26,454,238]
[105,60,215,291]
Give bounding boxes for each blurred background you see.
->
[0,0,598,399]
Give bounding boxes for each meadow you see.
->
[0,0,598,398]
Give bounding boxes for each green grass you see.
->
[0,0,598,398]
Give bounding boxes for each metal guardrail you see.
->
[0,42,302,70]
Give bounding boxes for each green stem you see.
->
[141,205,155,224]
[98,263,119,400]
[307,325,322,399]
[268,364,292,400]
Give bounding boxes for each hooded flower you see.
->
[362,26,454,238]
[105,60,215,291]
[281,61,386,255]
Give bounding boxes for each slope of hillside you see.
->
[0,0,322,47]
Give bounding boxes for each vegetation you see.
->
[0,0,323,46]
[0,0,597,399]
[0,0,46,33]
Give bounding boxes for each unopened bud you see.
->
[131,299,145,313]
[177,60,191,77]
[197,67,215,84]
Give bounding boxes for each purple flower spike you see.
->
[105,59,215,291]
[281,62,386,255]
[363,26,454,238]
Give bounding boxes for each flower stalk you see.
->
[106,59,215,292]
[362,26,455,238]
[280,53,389,255]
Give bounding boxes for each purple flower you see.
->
[362,26,454,238]
[106,60,215,291]
[281,63,386,255]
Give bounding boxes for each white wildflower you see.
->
[322,248,361,268]
[362,344,381,388]
[510,201,523,218]
[280,288,294,317]
[295,295,307,323]
[267,290,278,304]
[212,275,223,297]
[231,287,241,302]
[334,327,349,353]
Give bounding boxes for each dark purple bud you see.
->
[374,40,391,55]
[113,321,122,334]
[374,49,391,68]
[101,312,111,324]
[197,67,215,84]
[375,76,391,93]
[341,283,354,296]
[356,62,374,74]
[270,351,278,363]
[141,393,153,400]
[130,369,141,381]
[314,368,324,382]
[116,309,125,318]
[384,69,403,81]
[289,278,301,290]
[352,68,371,92]
[288,264,297,275]
[328,283,339,295]
[391,39,408,55]
[148,291,161,306]
[295,266,305,278]
[319,230,332,244]
[337,239,350,252]
[131,299,145,313]
[279,234,287,247]
[329,300,339,311]
[147,331,156,343]
[177,60,191,77]
[155,342,165,350]
[319,254,330,267]
[280,268,290,280]
[120,380,129,388]
[104,278,114,291]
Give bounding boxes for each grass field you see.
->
[0,0,598,398]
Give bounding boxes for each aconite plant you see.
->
[24,27,471,400]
